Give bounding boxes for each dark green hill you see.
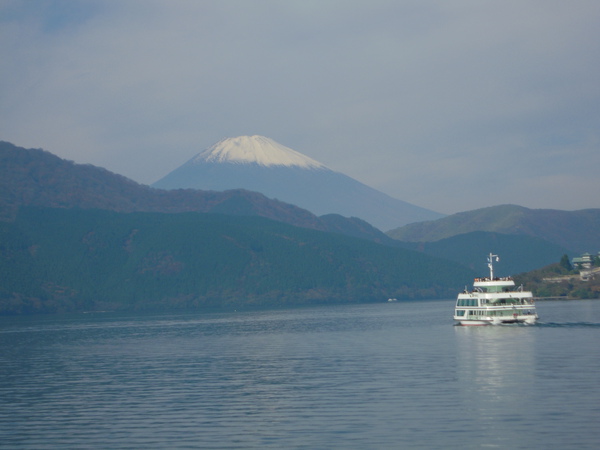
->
[0,207,475,314]
[387,204,600,253]
[396,231,569,276]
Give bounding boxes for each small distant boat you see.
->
[453,253,538,326]
[387,298,397,302]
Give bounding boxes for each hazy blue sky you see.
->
[1,0,599,214]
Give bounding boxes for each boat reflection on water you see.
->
[455,325,536,442]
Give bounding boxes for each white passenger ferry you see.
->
[454,253,538,325]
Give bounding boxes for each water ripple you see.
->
[1,301,600,448]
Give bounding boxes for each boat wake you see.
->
[535,322,600,328]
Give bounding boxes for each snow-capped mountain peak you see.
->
[190,135,327,169]
[153,135,444,229]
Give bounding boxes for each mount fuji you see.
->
[153,136,443,230]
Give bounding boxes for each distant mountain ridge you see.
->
[387,204,600,254]
[0,141,396,245]
[153,135,443,230]
[0,141,314,226]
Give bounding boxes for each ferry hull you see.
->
[454,315,538,326]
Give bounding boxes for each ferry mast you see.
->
[487,253,499,279]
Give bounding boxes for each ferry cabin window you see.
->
[497,298,523,305]
[457,299,479,307]
[455,310,465,316]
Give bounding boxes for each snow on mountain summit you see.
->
[190,135,327,169]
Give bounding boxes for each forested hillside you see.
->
[396,231,570,276]
[0,207,475,314]
[514,261,600,299]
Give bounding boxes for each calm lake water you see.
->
[1,299,599,449]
